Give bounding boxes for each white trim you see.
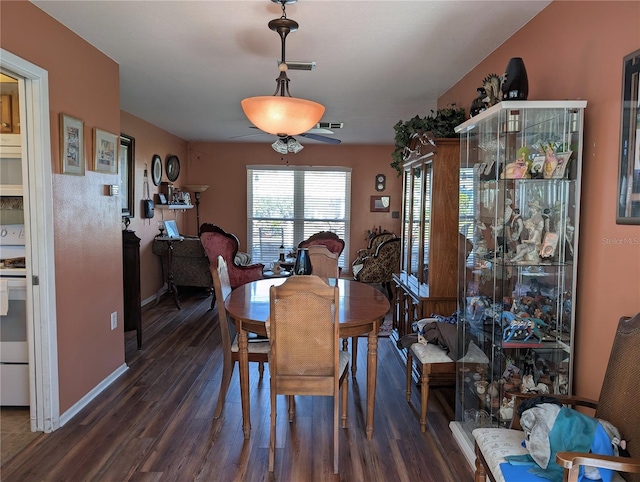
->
[1,49,59,432]
[247,164,353,172]
[449,421,476,471]
[59,364,129,427]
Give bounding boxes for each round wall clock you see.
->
[166,155,180,182]
[375,173,386,191]
[151,154,162,186]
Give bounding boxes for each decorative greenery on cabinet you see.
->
[391,105,466,175]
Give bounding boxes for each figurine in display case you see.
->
[510,201,544,263]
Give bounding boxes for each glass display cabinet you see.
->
[392,134,460,338]
[451,101,587,460]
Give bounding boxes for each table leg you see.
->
[166,240,181,310]
[238,326,251,439]
[366,322,380,440]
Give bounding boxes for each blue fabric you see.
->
[500,462,549,482]
[500,420,615,482]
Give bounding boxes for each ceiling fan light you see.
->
[287,137,304,153]
[271,138,289,154]
[241,96,325,136]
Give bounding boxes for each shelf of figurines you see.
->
[459,351,569,426]
[473,140,577,181]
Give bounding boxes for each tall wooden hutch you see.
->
[392,134,461,336]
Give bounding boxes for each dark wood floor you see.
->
[1,287,473,481]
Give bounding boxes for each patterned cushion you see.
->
[409,342,454,364]
[473,428,529,482]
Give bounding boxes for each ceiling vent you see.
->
[277,60,316,71]
[317,122,344,129]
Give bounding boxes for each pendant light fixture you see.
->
[241,0,325,138]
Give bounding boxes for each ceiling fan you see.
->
[230,126,342,153]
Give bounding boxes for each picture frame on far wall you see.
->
[617,48,640,224]
[60,113,85,175]
[94,128,118,174]
[370,195,390,212]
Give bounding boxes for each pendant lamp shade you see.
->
[241,96,325,136]
[241,0,325,139]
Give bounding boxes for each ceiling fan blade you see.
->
[300,132,342,144]
[229,132,268,139]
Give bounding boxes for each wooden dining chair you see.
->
[308,245,340,279]
[267,275,349,474]
[211,255,270,419]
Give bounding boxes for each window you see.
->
[247,166,351,268]
[458,167,475,239]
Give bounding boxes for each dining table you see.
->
[224,277,391,440]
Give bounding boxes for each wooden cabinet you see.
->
[122,229,142,349]
[392,136,460,336]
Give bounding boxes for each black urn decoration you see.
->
[501,57,528,101]
[293,248,312,275]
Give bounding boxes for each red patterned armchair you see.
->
[200,224,264,289]
[297,231,345,256]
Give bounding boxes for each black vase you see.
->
[501,57,528,101]
[293,248,312,275]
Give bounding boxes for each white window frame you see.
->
[247,165,351,269]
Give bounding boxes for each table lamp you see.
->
[185,184,209,235]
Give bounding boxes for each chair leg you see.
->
[474,444,487,482]
[333,389,340,474]
[341,371,348,428]
[269,383,277,472]
[406,351,412,401]
[258,361,265,379]
[351,337,358,377]
[419,363,429,433]
[213,360,234,419]
[288,395,295,422]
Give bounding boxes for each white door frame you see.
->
[1,48,59,432]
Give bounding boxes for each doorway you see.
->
[1,49,59,434]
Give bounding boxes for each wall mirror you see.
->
[120,134,135,218]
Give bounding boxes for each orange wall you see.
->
[439,1,640,400]
[1,1,125,412]
[120,111,189,301]
[186,142,402,265]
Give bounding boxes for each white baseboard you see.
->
[59,363,128,427]
[450,421,476,471]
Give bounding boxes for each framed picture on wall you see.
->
[93,128,118,174]
[60,113,85,176]
[617,48,640,224]
[370,195,390,212]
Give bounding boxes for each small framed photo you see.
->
[164,219,180,238]
[370,195,390,212]
[93,128,119,174]
[60,113,85,175]
[157,193,167,204]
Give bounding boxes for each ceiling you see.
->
[31,0,550,146]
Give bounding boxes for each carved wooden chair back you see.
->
[308,245,340,279]
[267,275,348,474]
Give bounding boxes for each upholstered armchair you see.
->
[298,231,345,256]
[200,223,264,289]
[352,237,401,299]
[353,232,397,266]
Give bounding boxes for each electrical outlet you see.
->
[110,312,117,330]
